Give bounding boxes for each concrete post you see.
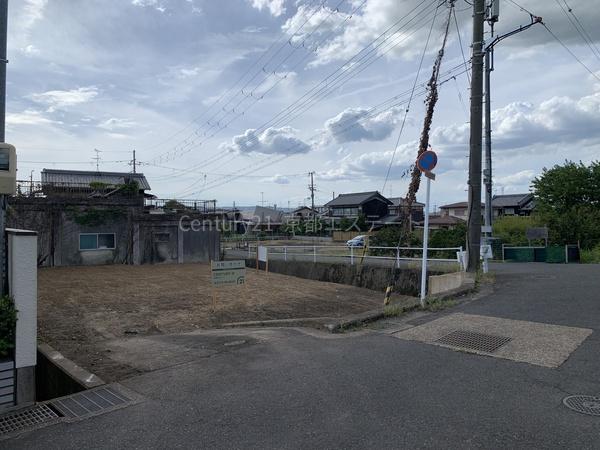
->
[7,229,37,407]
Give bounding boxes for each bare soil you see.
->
[38,263,381,379]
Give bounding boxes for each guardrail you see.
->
[243,244,463,268]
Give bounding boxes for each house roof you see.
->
[492,193,534,208]
[252,206,284,223]
[427,215,466,225]
[388,197,425,207]
[439,201,484,209]
[41,169,151,190]
[325,191,393,207]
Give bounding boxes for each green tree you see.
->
[532,160,600,248]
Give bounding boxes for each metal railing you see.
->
[14,180,142,197]
[244,244,463,268]
[145,198,217,212]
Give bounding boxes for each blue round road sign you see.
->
[417,150,437,173]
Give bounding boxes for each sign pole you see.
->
[420,175,431,307]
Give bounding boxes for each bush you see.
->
[581,244,600,264]
[492,215,540,246]
[0,296,17,358]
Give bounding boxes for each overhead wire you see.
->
[382,0,443,194]
[151,0,438,168]
[553,0,600,62]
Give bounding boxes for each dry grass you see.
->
[38,263,382,378]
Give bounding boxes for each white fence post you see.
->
[284,246,287,261]
[350,246,354,265]
[396,248,400,269]
[313,246,317,263]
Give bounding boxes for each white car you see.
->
[346,235,366,248]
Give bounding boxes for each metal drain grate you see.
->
[50,386,131,419]
[436,329,511,353]
[0,404,59,435]
[563,395,600,416]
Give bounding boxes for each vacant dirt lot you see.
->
[38,263,381,379]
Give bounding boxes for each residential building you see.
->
[325,191,392,222]
[439,201,484,220]
[426,214,466,230]
[388,197,425,223]
[492,193,535,217]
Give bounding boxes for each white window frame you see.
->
[79,233,116,251]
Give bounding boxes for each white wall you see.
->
[7,229,37,369]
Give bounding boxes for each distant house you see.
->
[325,191,392,222]
[425,214,466,230]
[291,206,317,219]
[388,197,425,223]
[439,201,484,220]
[243,206,285,232]
[492,193,534,217]
[10,169,221,266]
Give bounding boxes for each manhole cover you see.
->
[436,329,511,353]
[0,404,60,435]
[50,386,131,419]
[563,395,600,416]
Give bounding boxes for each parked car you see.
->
[346,235,366,248]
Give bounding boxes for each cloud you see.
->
[320,144,415,181]
[248,0,285,17]
[6,110,60,126]
[98,117,137,131]
[221,126,311,155]
[131,0,166,12]
[433,89,600,154]
[323,107,402,144]
[283,0,444,66]
[265,174,290,184]
[494,170,535,188]
[29,87,99,112]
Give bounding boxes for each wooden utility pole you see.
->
[466,0,486,272]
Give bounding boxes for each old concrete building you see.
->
[9,169,220,266]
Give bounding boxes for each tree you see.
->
[492,216,540,246]
[532,160,600,249]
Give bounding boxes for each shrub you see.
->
[492,215,540,246]
[0,296,17,358]
[581,244,600,264]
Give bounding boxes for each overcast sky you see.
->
[7,0,600,209]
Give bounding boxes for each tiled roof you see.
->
[492,193,533,208]
[325,191,392,207]
[41,169,151,190]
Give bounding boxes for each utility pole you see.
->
[466,0,485,272]
[483,9,542,235]
[132,149,137,173]
[260,192,265,207]
[308,171,316,218]
[93,148,102,171]
[0,0,7,295]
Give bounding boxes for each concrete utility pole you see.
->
[132,149,137,173]
[466,0,485,272]
[483,11,542,234]
[308,171,316,218]
[0,0,8,295]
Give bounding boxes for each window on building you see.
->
[154,232,170,242]
[504,207,515,215]
[79,233,116,251]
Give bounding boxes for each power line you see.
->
[553,0,600,62]
[382,0,442,194]
[542,23,600,82]
[151,0,438,169]
[453,5,471,83]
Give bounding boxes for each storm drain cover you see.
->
[49,386,131,419]
[563,395,600,416]
[436,329,511,353]
[0,404,60,435]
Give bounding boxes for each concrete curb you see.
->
[38,343,105,392]
[221,317,335,329]
[324,309,385,333]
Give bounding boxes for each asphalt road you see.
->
[4,263,600,449]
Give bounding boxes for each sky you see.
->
[6,0,600,210]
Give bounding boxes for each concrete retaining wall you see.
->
[428,271,474,296]
[246,259,441,296]
[36,344,104,401]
